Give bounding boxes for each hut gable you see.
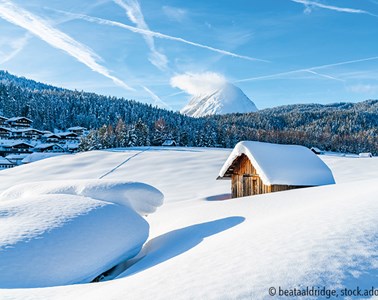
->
[218,141,335,198]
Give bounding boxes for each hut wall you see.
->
[230,154,307,198]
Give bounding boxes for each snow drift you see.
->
[0,180,163,288]
[180,83,258,117]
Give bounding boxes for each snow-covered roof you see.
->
[67,126,86,131]
[13,128,43,133]
[43,133,60,138]
[5,154,28,160]
[59,132,78,137]
[35,143,62,150]
[0,157,14,165]
[219,141,335,186]
[0,141,33,148]
[162,139,176,146]
[6,117,33,123]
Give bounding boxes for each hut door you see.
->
[242,175,252,197]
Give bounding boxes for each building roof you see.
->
[1,141,34,148]
[13,128,44,134]
[5,154,29,160]
[59,132,78,137]
[35,143,63,150]
[43,133,61,138]
[0,157,14,165]
[162,139,176,146]
[67,126,86,131]
[6,117,33,123]
[219,141,335,186]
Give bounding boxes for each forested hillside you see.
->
[0,70,377,154]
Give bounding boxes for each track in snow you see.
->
[98,148,150,179]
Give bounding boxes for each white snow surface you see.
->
[0,147,377,299]
[0,180,163,288]
[219,141,336,186]
[180,83,258,117]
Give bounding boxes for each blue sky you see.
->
[0,0,377,110]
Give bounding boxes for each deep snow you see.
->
[0,180,163,288]
[0,147,377,299]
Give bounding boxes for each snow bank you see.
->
[0,180,164,216]
[0,180,163,288]
[219,141,335,186]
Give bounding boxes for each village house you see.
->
[5,117,33,128]
[59,132,79,141]
[34,143,65,153]
[13,128,44,140]
[0,116,8,126]
[67,126,87,136]
[162,139,177,146]
[217,141,335,198]
[0,127,12,138]
[41,133,61,143]
[5,153,29,166]
[0,156,15,169]
[0,141,34,156]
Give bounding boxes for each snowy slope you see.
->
[180,83,258,117]
[0,147,377,299]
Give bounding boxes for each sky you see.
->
[0,0,377,111]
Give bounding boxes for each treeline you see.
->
[0,70,377,155]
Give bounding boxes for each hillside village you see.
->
[0,116,85,169]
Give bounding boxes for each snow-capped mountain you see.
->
[180,83,258,117]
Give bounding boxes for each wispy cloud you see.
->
[170,72,227,96]
[141,85,172,109]
[55,10,268,63]
[291,0,378,17]
[162,6,188,23]
[0,33,30,64]
[0,1,134,91]
[347,84,378,94]
[114,0,168,71]
[237,56,378,82]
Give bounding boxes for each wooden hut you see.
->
[217,141,335,198]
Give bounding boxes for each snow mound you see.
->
[180,83,258,117]
[0,180,164,216]
[219,141,335,186]
[0,180,163,288]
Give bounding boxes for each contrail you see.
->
[291,0,378,17]
[55,10,269,63]
[305,70,344,82]
[141,85,172,110]
[236,56,378,82]
[0,33,30,64]
[114,0,169,71]
[0,1,134,91]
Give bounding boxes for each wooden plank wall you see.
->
[230,154,305,198]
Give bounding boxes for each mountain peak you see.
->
[180,83,258,117]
